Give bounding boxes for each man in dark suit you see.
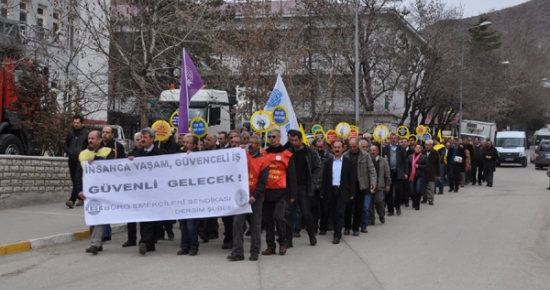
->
[382,134,409,216]
[423,140,441,205]
[128,127,166,255]
[320,141,356,245]
[446,138,466,192]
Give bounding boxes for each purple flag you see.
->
[178,48,205,136]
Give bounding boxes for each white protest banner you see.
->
[82,148,251,226]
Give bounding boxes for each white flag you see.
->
[264,74,299,145]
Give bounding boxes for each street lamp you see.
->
[458,21,492,138]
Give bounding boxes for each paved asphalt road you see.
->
[1,163,549,290]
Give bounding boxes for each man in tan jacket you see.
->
[367,145,391,228]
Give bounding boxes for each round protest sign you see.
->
[373,125,390,142]
[170,111,179,129]
[152,120,172,142]
[416,125,426,135]
[397,125,409,139]
[314,129,325,140]
[189,117,208,138]
[271,106,288,126]
[335,122,351,139]
[250,110,272,133]
[325,130,338,144]
[423,133,432,141]
[311,124,323,134]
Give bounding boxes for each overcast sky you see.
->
[438,0,530,17]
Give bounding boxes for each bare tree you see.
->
[73,0,227,128]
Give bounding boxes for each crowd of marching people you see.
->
[64,116,499,259]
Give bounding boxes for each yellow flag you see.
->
[300,123,309,146]
[437,128,443,140]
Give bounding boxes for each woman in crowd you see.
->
[408,144,429,210]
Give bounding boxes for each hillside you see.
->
[465,0,550,43]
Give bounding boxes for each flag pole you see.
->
[183,48,190,136]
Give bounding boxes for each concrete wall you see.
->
[0,156,71,209]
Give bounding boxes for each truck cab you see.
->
[157,89,237,134]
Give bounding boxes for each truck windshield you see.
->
[496,138,523,148]
[188,107,207,120]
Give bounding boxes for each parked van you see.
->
[534,140,550,169]
[495,131,527,167]
[530,129,550,163]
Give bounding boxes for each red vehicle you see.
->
[0,55,33,155]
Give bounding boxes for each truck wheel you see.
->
[522,159,527,168]
[0,134,24,155]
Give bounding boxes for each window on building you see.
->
[384,95,391,110]
[36,5,47,27]
[19,2,27,23]
[1,0,7,18]
[52,11,61,32]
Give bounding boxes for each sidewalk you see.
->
[0,202,126,255]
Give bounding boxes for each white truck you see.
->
[461,120,497,142]
[157,89,237,134]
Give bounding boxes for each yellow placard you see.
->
[335,122,351,139]
[152,120,171,142]
[250,111,273,133]
[189,117,209,138]
[271,106,288,126]
[311,124,323,134]
[169,111,179,129]
[397,125,409,138]
[416,126,426,135]
[373,125,390,142]
[314,129,325,140]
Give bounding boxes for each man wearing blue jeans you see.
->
[176,134,200,256]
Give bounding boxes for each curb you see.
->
[0,224,127,256]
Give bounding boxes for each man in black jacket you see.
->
[160,134,180,154]
[313,139,333,235]
[471,137,484,186]
[101,126,126,159]
[320,140,356,245]
[128,127,166,255]
[286,130,320,247]
[446,138,466,192]
[382,134,409,216]
[75,130,115,255]
[64,115,89,209]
